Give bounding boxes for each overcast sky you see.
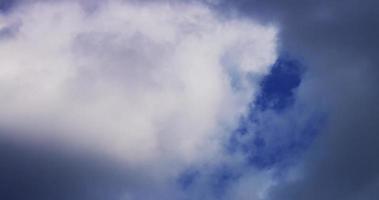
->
[0,0,378,199]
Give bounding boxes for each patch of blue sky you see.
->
[176,55,326,194]
[253,55,304,112]
[230,55,326,171]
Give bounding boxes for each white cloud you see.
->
[0,0,277,176]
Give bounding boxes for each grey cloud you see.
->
[0,133,130,200]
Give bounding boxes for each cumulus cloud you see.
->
[10,1,378,200]
[0,0,277,192]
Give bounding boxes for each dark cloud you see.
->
[0,132,135,200]
[210,0,379,199]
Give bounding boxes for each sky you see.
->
[0,0,378,199]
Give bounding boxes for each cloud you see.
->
[0,0,277,198]
[205,0,379,199]
[8,1,377,199]
[0,133,132,200]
